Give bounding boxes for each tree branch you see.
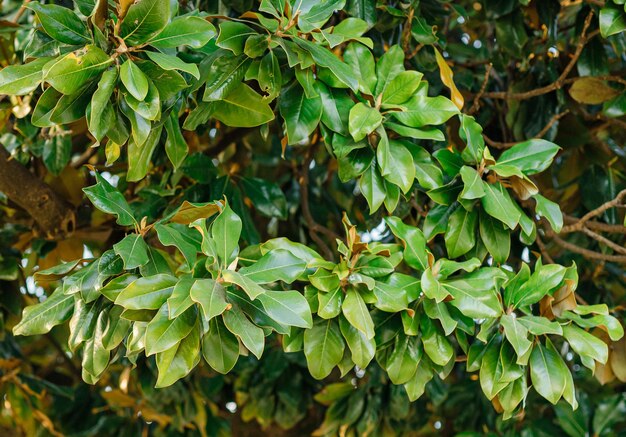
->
[483,111,569,149]
[548,232,626,264]
[560,188,626,233]
[0,146,75,239]
[480,12,595,101]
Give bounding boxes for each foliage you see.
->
[0,0,626,435]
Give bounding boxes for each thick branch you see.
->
[548,233,626,264]
[0,146,75,239]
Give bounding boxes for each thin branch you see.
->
[469,63,492,115]
[535,234,555,264]
[563,215,626,234]
[299,146,337,261]
[483,111,569,149]
[549,233,626,263]
[480,12,595,101]
[581,227,626,255]
[560,188,626,233]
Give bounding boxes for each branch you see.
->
[299,145,338,261]
[560,188,626,233]
[480,12,595,101]
[0,146,75,239]
[484,111,569,149]
[468,63,492,115]
[548,232,626,264]
[563,215,626,234]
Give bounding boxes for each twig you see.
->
[483,111,569,149]
[581,227,626,255]
[299,146,338,261]
[480,12,595,101]
[560,188,626,233]
[469,64,492,115]
[535,234,555,264]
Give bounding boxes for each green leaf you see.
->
[0,57,52,96]
[344,42,376,95]
[459,166,485,200]
[166,277,195,319]
[239,177,287,219]
[386,334,421,384]
[500,314,532,362]
[496,139,560,175]
[423,298,457,335]
[459,115,485,165]
[317,287,343,319]
[372,274,413,312]
[534,194,563,233]
[222,270,266,300]
[445,207,478,258]
[385,217,430,272]
[211,201,241,266]
[164,111,188,170]
[42,134,71,176]
[338,315,375,369]
[258,290,313,328]
[89,68,118,142]
[27,3,91,45]
[32,86,61,127]
[149,16,216,48]
[202,317,239,373]
[421,316,454,366]
[190,278,229,321]
[155,321,200,388]
[374,45,404,96]
[481,182,521,229]
[115,274,177,310]
[392,96,459,128]
[359,160,386,213]
[600,5,626,38]
[113,234,150,270]
[293,37,359,91]
[382,71,423,105]
[124,78,160,120]
[45,45,112,95]
[379,139,415,193]
[202,53,249,101]
[13,287,73,336]
[83,172,137,227]
[342,287,375,339]
[563,324,609,364]
[154,223,200,268]
[82,310,110,380]
[349,103,382,142]
[101,305,131,350]
[239,249,306,284]
[479,212,510,264]
[443,270,503,318]
[507,263,567,309]
[127,125,162,182]
[279,82,323,144]
[120,0,170,46]
[216,21,256,55]
[258,51,282,100]
[517,316,563,336]
[120,59,149,101]
[304,318,345,379]
[530,342,567,404]
[223,306,265,359]
[146,51,200,79]
[213,83,275,128]
[145,304,197,356]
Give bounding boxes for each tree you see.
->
[0,0,625,434]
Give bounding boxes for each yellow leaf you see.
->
[434,48,464,110]
[569,77,619,105]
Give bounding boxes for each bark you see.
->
[0,146,75,239]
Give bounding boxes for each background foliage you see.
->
[1,0,626,435]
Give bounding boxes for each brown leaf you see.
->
[609,336,626,382]
[170,201,220,224]
[434,48,464,110]
[569,77,619,105]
